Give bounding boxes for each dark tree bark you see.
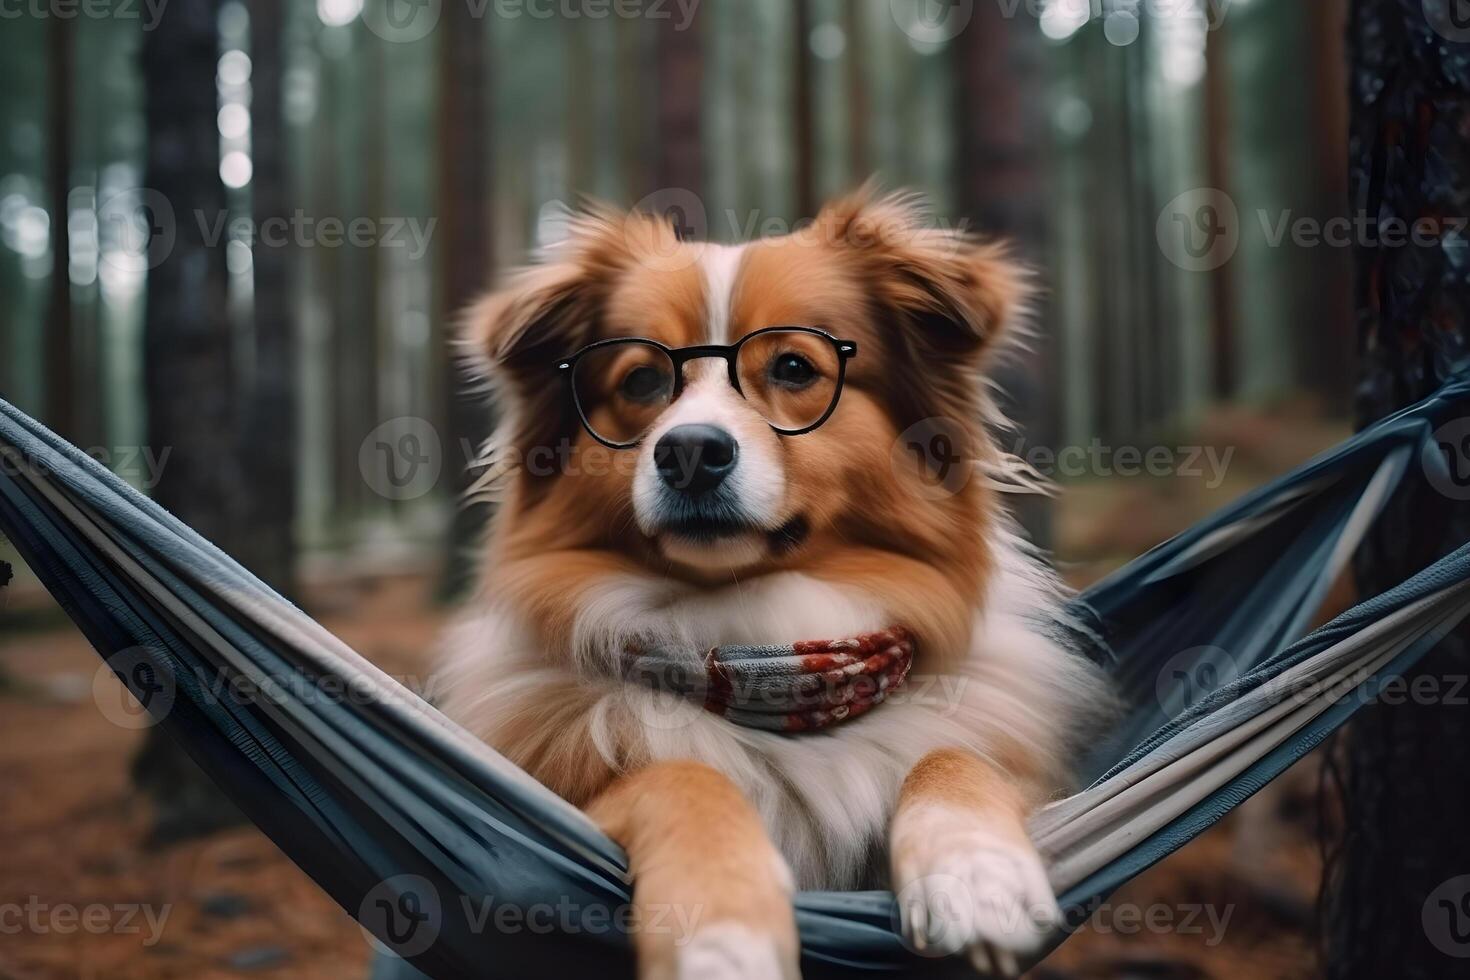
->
[953,5,1043,244]
[655,9,703,194]
[133,0,244,842]
[791,0,816,220]
[236,0,297,597]
[45,15,73,440]
[951,5,1050,542]
[843,1,868,181]
[435,1,494,601]
[1327,3,1470,977]
[1202,25,1236,400]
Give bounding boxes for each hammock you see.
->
[2,379,1469,980]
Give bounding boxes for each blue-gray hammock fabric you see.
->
[3,378,1470,980]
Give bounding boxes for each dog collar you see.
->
[623,626,915,733]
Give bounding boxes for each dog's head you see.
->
[467,187,1029,586]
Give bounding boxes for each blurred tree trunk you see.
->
[843,1,868,181]
[236,0,297,596]
[791,0,815,220]
[133,0,244,842]
[1327,2,1470,976]
[1202,26,1235,399]
[435,3,494,600]
[952,5,1050,542]
[655,9,703,194]
[45,15,73,440]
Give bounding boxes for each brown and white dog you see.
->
[434,187,1109,979]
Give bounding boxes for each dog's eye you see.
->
[619,365,671,403]
[768,353,818,389]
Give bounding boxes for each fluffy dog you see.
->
[435,187,1109,979]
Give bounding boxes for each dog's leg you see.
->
[890,748,1060,977]
[587,760,800,980]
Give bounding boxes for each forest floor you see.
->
[0,402,1348,980]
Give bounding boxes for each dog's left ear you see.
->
[814,187,1032,361]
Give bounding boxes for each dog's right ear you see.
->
[461,206,683,381]
[461,262,594,381]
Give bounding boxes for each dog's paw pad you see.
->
[674,923,795,980]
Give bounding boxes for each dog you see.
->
[434,186,1110,979]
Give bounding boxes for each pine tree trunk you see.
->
[1328,2,1470,976]
[656,10,703,194]
[435,3,494,601]
[952,6,1050,542]
[133,0,244,843]
[45,15,73,440]
[791,0,815,220]
[236,0,297,597]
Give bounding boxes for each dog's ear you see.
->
[461,206,687,378]
[462,262,592,379]
[813,185,1032,361]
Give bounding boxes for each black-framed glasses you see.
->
[556,326,858,449]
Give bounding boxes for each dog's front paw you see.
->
[891,805,1061,977]
[671,922,798,980]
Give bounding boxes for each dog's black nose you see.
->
[654,424,738,495]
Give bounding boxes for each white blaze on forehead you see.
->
[699,242,747,344]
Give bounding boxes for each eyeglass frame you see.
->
[555,325,858,449]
